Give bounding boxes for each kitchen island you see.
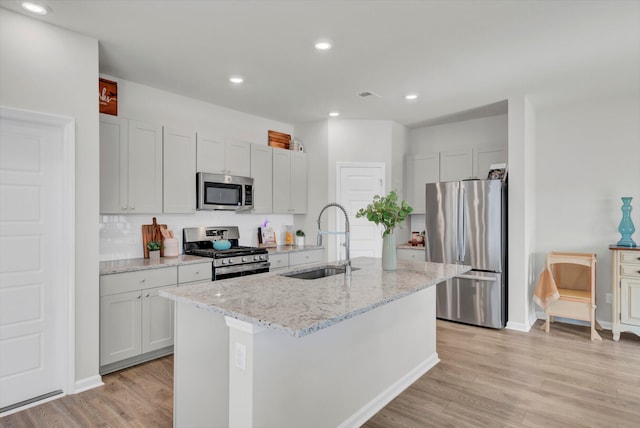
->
[160,257,469,428]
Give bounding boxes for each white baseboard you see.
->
[506,320,532,332]
[337,353,440,428]
[74,375,104,394]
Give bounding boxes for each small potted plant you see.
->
[147,241,161,263]
[295,229,305,247]
[355,190,412,271]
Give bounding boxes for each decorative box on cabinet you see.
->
[610,246,640,341]
[99,266,176,374]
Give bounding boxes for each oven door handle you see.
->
[214,261,271,276]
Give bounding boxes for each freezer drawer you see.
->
[436,271,505,329]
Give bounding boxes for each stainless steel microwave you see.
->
[196,172,253,211]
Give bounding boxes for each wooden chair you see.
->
[542,252,601,340]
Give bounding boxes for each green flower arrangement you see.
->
[355,190,413,237]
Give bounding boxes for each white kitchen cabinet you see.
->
[611,248,640,341]
[100,266,177,373]
[268,248,325,272]
[397,247,425,262]
[163,127,196,213]
[273,150,307,214]
[406,153,439,214]
[197,134,251,177]
[99,115,163,214]
[268,253,289,271]
[439,148,473,182]
[473,145,507,179]
[142,285,175,353]
[178,261,212,284]
[250,144,273,213]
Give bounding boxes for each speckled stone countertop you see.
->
[99,255,209,275]
[160,257,470,338]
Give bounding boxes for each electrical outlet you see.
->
[606,293,612,304]
[235,342,246,371]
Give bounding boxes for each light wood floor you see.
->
[2,320,638,427]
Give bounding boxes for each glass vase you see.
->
[617,197,636,247]
[382,232,397,271]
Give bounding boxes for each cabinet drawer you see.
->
[269,253,289,270]
[620,251,640,265]
[620,264,640,278]
[101,266,177,296]
[178,262,211,284]
[289,249,323,266]
[397,248,425,262]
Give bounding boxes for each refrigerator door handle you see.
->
[458,185,466,262]
[454,274,497,282]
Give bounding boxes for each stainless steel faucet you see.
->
[317,202,351,277]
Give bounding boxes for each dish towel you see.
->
[533,268,560,310]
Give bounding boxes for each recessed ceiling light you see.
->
[405,93,418,100]
[315,41,332,51]
[229,76,244,84]
[329,112,340,117]
[21,1,48,14]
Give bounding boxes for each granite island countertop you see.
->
[160,257,469,338]
[99,254,209,275]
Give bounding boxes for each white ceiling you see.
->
[2,0,639,127]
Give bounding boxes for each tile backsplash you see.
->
[100,211,295,261]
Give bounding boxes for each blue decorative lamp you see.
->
[617,197,636,247]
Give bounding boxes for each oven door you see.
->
[213,261,270,281]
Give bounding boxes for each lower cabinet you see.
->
[397,247,425,262]
[100,266,177,374]
[269,248,324,271]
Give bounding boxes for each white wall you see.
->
[98,76,297,260]
[0,9,100,385]
[534,94,640,325]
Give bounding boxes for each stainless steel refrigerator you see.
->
[425,179,506,328]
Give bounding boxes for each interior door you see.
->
[337,164,384,259]
[0,112,66,411]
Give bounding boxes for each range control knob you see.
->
[242,257,248,262]
[221,259,227,265]
[228,258,234,264]
[260,255,266,260]
[254,255,260,261]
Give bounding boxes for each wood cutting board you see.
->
[142,217,167,258]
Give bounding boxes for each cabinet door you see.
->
[196,134,226,174]
[473,145,507,179]
[621,278,640,326]
[290,152,307,214]
[289,248,323,266]
[164,127,196,213]
[397,248,425,261]
[100,290,142,365]
[99,114,128,214]
[272,149,291,213]
[226,140,251,177]
[250,144,273,213]
[409,153,439,214]
[142,286,175,353]
[128,120,163,213]
[440,149,472,182]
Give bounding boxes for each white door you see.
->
[0,110,70,411]
[337,163,385,260]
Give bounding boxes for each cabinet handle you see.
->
[140,279,146,283]
[146,293,150,298]
[121,207,127,211]
[130,207,135,210]
[137,295,141,299]
[195,271,199,275]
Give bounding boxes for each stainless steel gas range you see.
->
[183,226,269,281]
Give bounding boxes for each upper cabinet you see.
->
[196,135,251,177]
[163,127,196,213]
[273,150,307,214]
[100,115,163,214]
[439,148,473,182]
[405,153,439,215]
[406,145,507,214]
[250,144,273,214]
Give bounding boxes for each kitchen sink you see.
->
[279,265,360,280]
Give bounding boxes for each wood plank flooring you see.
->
[1,320,638,427]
